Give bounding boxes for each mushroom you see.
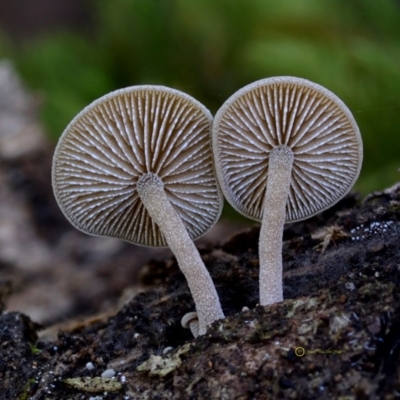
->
[213,77,363,306]
[52,85,225,336]
[181,312,199,338]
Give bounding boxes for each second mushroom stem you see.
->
[137,173,225,335]
[259,146,294,306]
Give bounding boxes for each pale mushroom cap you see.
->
[181,312,198,329]
[213,76,363,223]
[52,85,223,247]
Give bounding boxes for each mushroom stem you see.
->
[137,173,224,335]
[259,146,294,306]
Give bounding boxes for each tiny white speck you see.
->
[86,362,95,370]
[163,347,173,354]
[101,368,116,378]
[351,312,359,320]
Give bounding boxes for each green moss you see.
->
[28,343,41,355]
[17,379,36,400]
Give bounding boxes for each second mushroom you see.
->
[213,77,363,306]
[52,85,225,336]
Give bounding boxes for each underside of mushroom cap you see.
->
[213,76,363,223]
[52,85,223,247]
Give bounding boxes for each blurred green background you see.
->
[0,0,399,198]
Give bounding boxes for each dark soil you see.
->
[1,63,400,399]
[1,181,400,399]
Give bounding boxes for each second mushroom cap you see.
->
[212,76,363,223]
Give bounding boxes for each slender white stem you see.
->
[137,173,224,335]
[259,146,294,306]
